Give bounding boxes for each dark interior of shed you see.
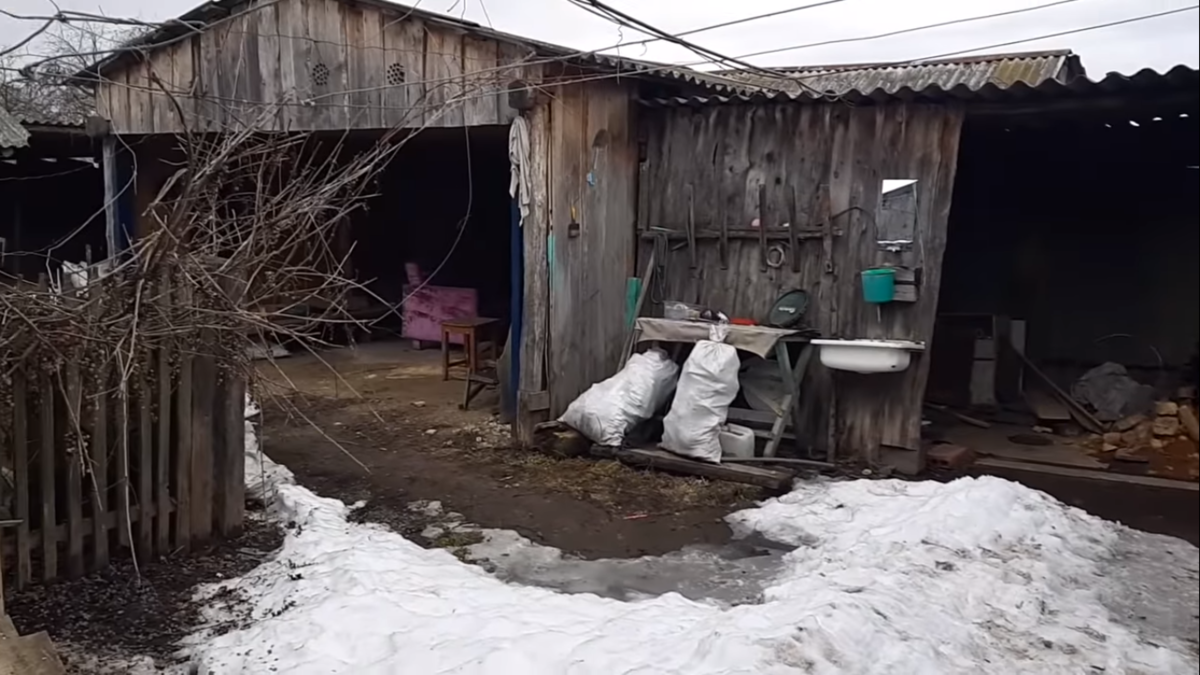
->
[347,126,513,334]
[0,153,105,285]
[928,100,1199,481]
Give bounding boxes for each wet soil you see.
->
[5,512,285,674]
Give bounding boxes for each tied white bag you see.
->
[660,323,740,462]
[559,348,680,446]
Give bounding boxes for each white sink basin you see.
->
[811,338,925,374]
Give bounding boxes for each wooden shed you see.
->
[634,54,1200,478]
[83,0,735,443]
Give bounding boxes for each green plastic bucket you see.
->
[861,268,896,303]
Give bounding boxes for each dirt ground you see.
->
[6,511,284,674]
[256,341,764,559]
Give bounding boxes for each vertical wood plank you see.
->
[155,281,173,554]
[39,369,57,581]
[515,103,551,445]
[341,5,374,128]
[307,0,350,129]
[256,0,283,130]
[90,364,110,569]
[191,352,215,545]
[547,84,586,412]
[424,26,463,127]
[461,35,499,126]
[13,371,32,588]
[148,51,175,134]
[382,15,425,128]
[277,0,302,130]
[215,374,247,537]
[138,374,154,560]
[198,20,226,131]
[169,35,197,131]
[174,337,194,551]
[115,385,131,549]
[64,365,85,578]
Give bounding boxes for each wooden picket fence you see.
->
[0,344,246,589]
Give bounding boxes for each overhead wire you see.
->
[908,4,1199,63]
[565,0,829,92]
[723,0,1091,63]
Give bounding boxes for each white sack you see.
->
[661,324,740,462]
[559,348,679,446]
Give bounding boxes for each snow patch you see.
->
[182,403,1198,674]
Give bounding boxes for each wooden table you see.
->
[440,317,500,408]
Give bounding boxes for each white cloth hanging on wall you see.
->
[508,116,531,227]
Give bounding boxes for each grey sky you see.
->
[4,0,1198,76]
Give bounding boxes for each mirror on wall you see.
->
[878,179,918,251]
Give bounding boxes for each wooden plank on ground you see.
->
[38,370,57,581]
[1024,385,1070,421]
[976,458,1200,492]
[12,371,31,588]
[64,365,84,578]
[600,445,793,490]
[1006,340,1101,432]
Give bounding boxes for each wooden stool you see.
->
[441,317,499,381]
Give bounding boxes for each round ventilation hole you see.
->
[312,62,330,86]
[386,63,406,86]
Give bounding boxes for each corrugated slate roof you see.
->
[712,50,1082,98]
[641,62,1200,108]
[9,109,89,128]
[0,105,31,150]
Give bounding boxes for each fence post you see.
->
[39,368,57,581]
[65,364,85,578]
[13,370,31,588]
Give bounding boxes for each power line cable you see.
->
[909,4,1199,63]
[723,0,1090,63]
[567,0,825,89]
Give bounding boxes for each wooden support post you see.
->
[102,136,120,257]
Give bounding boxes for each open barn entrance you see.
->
[932,82,1199,487]
[269,126,517,415]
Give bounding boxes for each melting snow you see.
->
[183,407,1198,674]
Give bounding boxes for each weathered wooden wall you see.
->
[96,0,542,134]
[544,79,640,416]
[639,101,963,462]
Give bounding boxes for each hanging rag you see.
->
[508,116,531,227]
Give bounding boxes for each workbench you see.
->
[628,318,829,466]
